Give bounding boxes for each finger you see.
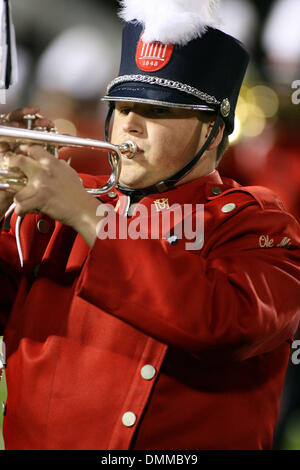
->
[34,118,56,131]
[7,153,40,178]
[7,106,40,122]
[11,145,29,157]
[5,180,27,195]
[14,182,37,203]
[0,121,21,128]
[18,144,54,163]
[0,143,11,153]
[14,194,41,217]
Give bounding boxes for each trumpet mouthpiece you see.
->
[118,140,137,159]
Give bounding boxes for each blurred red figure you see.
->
[219,123,300,223]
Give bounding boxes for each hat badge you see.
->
[220,98,231,117]
[136,35,174,72]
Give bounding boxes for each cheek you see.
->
[148,133,183,172]
[110,124,119,143]
[150,122,202,168]
[149,132,173,163]
[110,116,124,142]
[156,128,191,156]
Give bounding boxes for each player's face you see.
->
[111,102,208,188]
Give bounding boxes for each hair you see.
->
[216,128,229,166]
[198,111,230,167]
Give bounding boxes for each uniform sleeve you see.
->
[76,203,300,361]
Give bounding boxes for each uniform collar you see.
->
[99,170,225,215]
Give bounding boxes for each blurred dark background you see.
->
[1,0,300,450]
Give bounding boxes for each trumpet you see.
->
[0,124,137,195]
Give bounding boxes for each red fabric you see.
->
[219,129,300,223]
[58,148,111,176]
[1,170,300,450]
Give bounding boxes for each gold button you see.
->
[37,219,50,234]
[221,203,236,213]
[141,364,156,380]
[122,411,137,427]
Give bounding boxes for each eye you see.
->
[153,107,169,114]
[118,107,132,115]
[147,107,171,117]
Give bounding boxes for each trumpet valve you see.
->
[34,126,59,158]
[118,140,137,159]
[23,113,38,130]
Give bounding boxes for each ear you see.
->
[205,118,225,151]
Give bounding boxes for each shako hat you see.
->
[103,0,250,134]
[103,0,250,196]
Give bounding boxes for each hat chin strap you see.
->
[104,104,222,198]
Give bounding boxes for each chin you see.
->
[118,175,153,189]
[119,179,145,188]
[118,169,147,188]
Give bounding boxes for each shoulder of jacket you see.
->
[204,179,286,212]
[200,179,300,254]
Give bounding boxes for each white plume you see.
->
[118,0,221,46]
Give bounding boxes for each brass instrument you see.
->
[0,118,137,195]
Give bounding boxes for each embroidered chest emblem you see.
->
[153,198,170,212]
[136,36,174,72]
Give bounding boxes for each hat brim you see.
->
[102,82,216,112]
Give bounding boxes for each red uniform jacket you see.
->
[0,170,300,450]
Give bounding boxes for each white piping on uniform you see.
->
[4,203,23,268]
[5,202,16,219]
[123,195,131,217]
[15,216,23,268]
[4,203,24,267]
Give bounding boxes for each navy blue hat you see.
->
[103,22,250,134]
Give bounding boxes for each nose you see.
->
[122,110,145,135]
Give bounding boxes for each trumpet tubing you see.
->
[0,126,137,195]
